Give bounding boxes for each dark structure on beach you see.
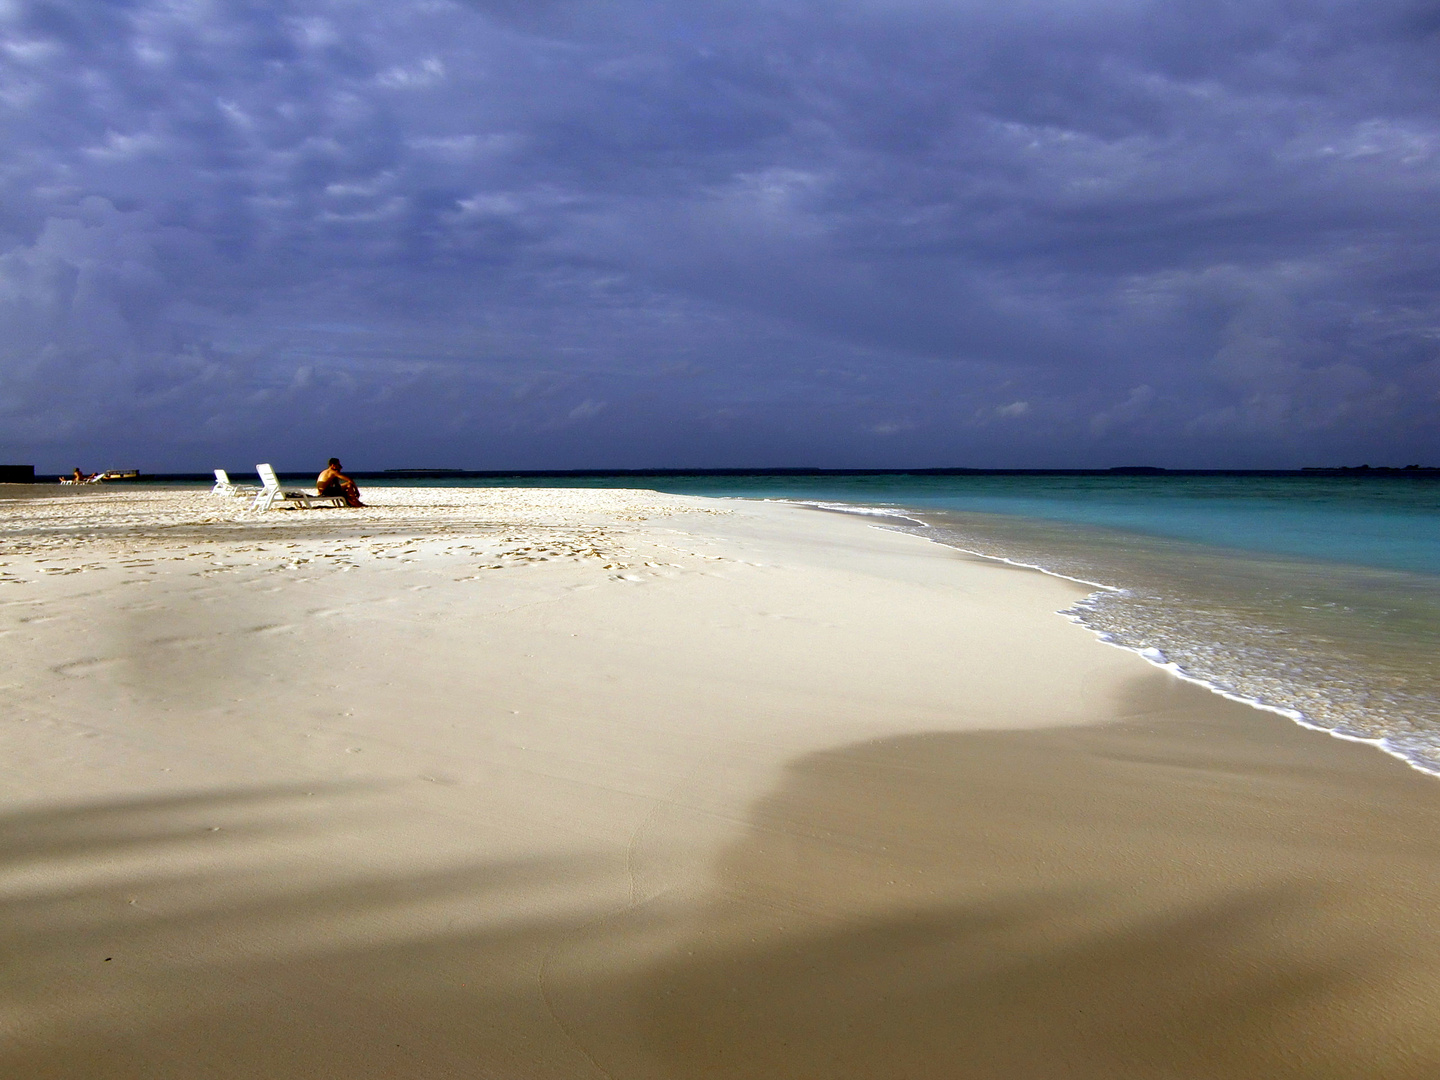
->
[0,465,34,483]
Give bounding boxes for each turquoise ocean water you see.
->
[459,472,1440,776]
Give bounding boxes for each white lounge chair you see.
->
[252,463,347,511]
[211,469,253,497]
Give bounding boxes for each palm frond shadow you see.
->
[7,680,1440,1078]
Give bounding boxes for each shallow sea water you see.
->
[895,509,1440,775]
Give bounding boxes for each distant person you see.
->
[64,468,94,484]
[317,458,364,507]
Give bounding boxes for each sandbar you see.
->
[2,485,1439,1078]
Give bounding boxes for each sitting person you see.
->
[316,458,364,507]
[63,467,95,484]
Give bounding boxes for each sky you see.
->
[2,0,1438,472]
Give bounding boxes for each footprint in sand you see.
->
[246,623,296,636]
[53,657,121,678]
[146,636,210,650]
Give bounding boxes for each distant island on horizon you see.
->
[373,465,1439,478]
[6,464,1438,483]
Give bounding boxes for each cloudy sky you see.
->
[2,0,1437,471]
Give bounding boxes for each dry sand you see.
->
[2,484,1440,1078]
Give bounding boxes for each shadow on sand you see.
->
[6,674,1440,1078]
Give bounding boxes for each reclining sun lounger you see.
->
[252,463,347,511]
[211,469,254,497]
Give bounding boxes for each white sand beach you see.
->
[4,485,1440,1078]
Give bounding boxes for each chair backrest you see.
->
[256,463,281,490]
[214,469,230,485]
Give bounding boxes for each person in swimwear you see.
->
[316,458,364,507]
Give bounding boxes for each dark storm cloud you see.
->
[1,0,1436,469]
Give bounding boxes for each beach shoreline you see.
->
[3,486,1439,1078]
